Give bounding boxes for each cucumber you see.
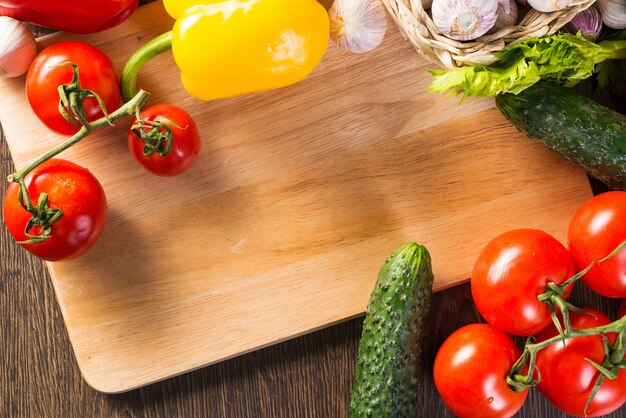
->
[349,242,434,418]
[495,82,626,190]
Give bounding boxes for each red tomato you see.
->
[434,324,528,418]
[568,191,626,298]
[535,308,626,417]
[26,41,121,135]
[619,299,626,319]
[127,104,201,176]
[471,229,575,336]
[3,159,107,261]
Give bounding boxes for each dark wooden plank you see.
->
[2,2,625,417]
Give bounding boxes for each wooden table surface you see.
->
[2,3,625,417]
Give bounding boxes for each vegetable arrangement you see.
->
[4,60,151,260]
[349,194,626,417]
[1,0,335,261]
[1,2,625,417]
[426,17,626,191]
[434,191,626,418]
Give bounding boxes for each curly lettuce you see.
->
[428,32,626,98]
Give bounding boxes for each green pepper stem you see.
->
[7,90,151,184]
[121,31,173,103]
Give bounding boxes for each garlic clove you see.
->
[431,0,499,41]
[596,0,626,29]
[526,0,574,13]
[489,0,518,33]
[498,0,511,14]
[564,6,603,41]
[0,16,37,78]
[329,0,388,54]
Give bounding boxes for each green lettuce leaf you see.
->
[429,32,626,98]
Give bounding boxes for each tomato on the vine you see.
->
[434,324,528,418]
[471,229,575,336]
[619,299,626,319]
[535,308,626,417]
[26,41,121,135]
[3,159,107,261]
[568,191,626,298]
[127,104,201,176]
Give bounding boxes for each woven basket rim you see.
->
[381,0,596,68]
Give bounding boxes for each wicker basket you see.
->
[382,0,596,68]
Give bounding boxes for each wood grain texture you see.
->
[2,0,625,416]
[0,3,590,393]
[0,1,595,393]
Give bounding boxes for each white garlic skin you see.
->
[489,0,518,33]
[0,16,37,78]
[432,0,499,41]
[329,0,388,54]
[526,0,573,13]
[596,0,626,29]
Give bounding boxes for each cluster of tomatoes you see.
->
[2,41,201,261]
[434,191,626,418]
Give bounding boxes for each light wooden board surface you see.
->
[0,2,591,393]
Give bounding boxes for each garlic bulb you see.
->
[329,0,388,54]
[489,0,518,33]
[526,0,575,13]
[596,0,626,29]
[0,16,37,78]
[431,0,499,41]
[564,6,603,41]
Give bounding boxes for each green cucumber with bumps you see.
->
[496,82,626,190]
[349,242,434,417]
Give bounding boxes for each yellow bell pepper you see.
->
[121,0,329,101]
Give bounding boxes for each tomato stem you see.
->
[508,315,626,392]
[56,62,112,130]
[121,31,173,103]
[7,90,150,185]
[600,240,626,262]
[511,240,626,407]
[130,109,185,157]
[17,192,64,244]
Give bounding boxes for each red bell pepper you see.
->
[0,0,139,34]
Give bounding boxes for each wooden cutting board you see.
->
[0,2,591,393]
